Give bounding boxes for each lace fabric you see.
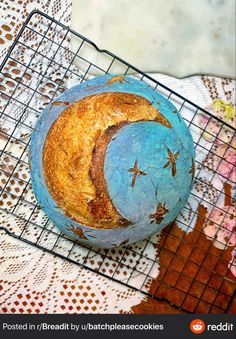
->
[0,0,235,314]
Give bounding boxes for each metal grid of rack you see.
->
[0,10,235,314]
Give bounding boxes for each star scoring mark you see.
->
[163,147,180,177]
[128,160,147,188]
[149,202,169,224]
[189,158,195,182]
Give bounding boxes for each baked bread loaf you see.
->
[30,75,195,248]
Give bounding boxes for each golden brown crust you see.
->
[43,92,172,229]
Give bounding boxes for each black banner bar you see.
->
[0,314,235,339]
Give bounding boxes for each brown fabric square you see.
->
[168,289,186,307]
[190,246,206,265]
[176,275,193,292]
[155,284,185,308]
[196,266,210,284]
[220,279,235,296]
[202,253,219,270]
[165,269,180,287]
[208,273,224,290]
[171,256,186,272]
[183,261,199,278]
[177,243,192,259]
[189,280,205,298]
[182,295,199,312]
[210,306,225,314]
[163,234,181,253]
[202,287,218,303]
[215,259,230,277]
[195,301,211,313]
[214,292,231,309]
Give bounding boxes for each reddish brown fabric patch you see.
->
[132,205,236,314]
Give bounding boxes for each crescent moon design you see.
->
[42,92,172,229]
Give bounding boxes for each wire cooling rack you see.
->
[0,10,235,314]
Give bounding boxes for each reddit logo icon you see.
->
[190,319,205,334]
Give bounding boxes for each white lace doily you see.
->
[0,0,235,314]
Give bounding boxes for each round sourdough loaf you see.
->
[30,75,195,248]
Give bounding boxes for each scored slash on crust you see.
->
[106,76,126,85]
